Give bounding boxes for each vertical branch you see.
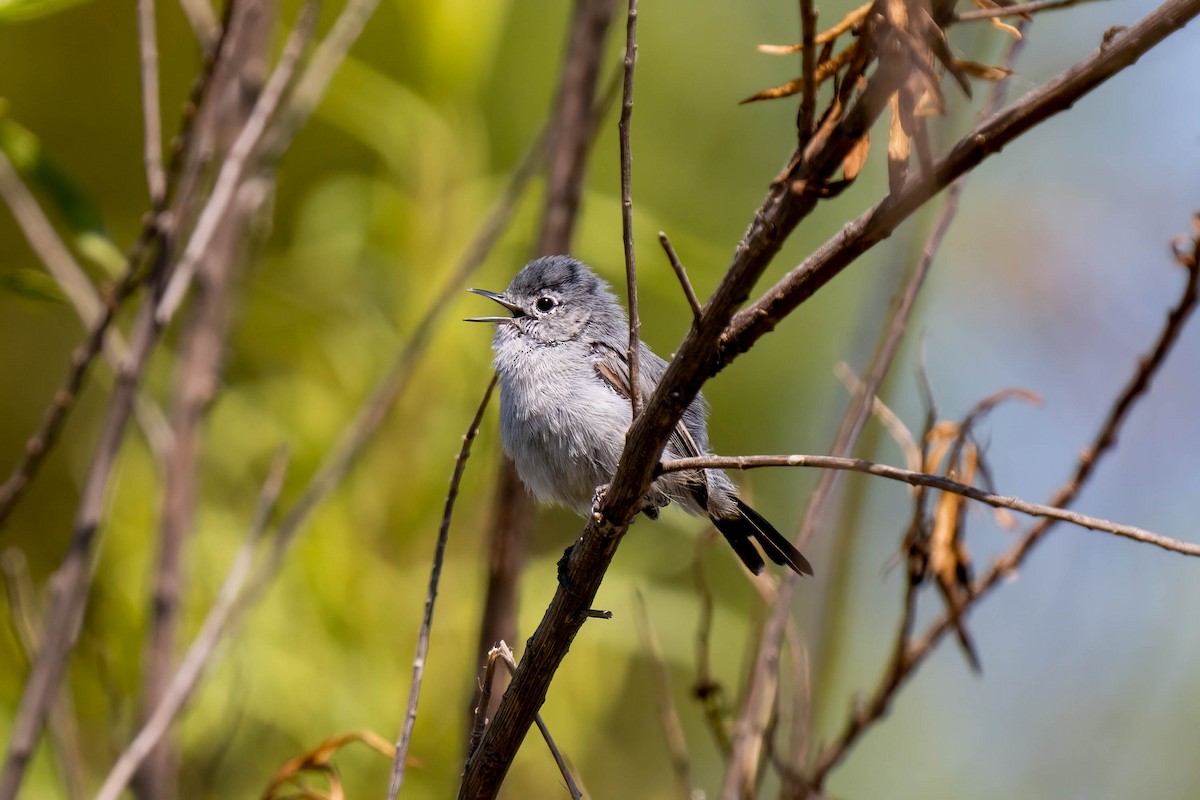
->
[798,0,817,139]
[135,4,278,798]
[136,0,167,208]
[473,0,617,725]
[387,374,498,800]
[619,0,641,418]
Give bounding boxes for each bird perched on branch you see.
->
[467,255,812,576]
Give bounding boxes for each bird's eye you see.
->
[536,296,557,313]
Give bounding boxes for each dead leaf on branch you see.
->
[746,0,1025,181]
[263,729,399,800]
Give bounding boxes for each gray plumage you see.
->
[467,255,812,576]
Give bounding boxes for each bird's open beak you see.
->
[465,288,525,323]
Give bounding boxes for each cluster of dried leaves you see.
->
[746,0,1021,188]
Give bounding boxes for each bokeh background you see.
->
[1,0,1199,797]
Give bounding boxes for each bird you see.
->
[467,255,812,576]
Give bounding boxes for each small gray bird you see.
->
[467,255,812,576]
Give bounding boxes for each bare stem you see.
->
[387,374,499,799]
[620,0,641,419]
[136,0,166,208]
[657,232,703,322]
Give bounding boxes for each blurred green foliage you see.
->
[2,0,1200,798]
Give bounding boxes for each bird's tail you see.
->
[711,499,813,576]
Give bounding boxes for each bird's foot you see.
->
[590,484,609,521]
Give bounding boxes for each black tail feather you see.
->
[712,515,766,575]
[730,499,814,576]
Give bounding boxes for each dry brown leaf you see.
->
[757,1,874,53]
[264,730,397,800]
[843,133,871,180]
[953,58,1016,81]
[741,42,861,104]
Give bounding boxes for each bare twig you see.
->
[136,0,166,208]
[954,0,1103,22]
[661,455,1197,555]
[387,374,499,799]
[805,218,1200,790]
[658,232,703,323]
[620,0,641,419]
[798,0,817,138]
[94,449,291,800]
[634,590,693,800]
[155,0,318,324]
[476,643,585,799]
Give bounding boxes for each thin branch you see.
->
[155,0,318,324]
[798,0,817,138]
[954,0,1103,23]
[658,231,703,323]
[387,374,499,799]
[634,590,693,800]
[661,455,1199,556]
[467,642,506,761]
[94,449,290,800]
[137,0,166,208]
[805,218,1200,790]
[478,643,585,800]
[620,0,641,419]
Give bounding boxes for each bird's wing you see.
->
[591,342,704,462]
